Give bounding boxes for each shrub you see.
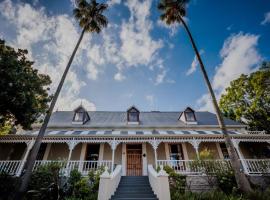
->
[0,172,20,200]
[216,169,237,194]
[161,165,186,200]
[26,162,63,200]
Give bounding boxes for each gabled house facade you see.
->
[0,106,269,179]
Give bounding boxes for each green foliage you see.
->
[216,169,237,194]
[175,190,245,200]
[27,162,63,200]
[0,172,20,200]
[246,187,270,200]
[0,39,52,130]
[26,164,104,200]
[73,178,91,199]
[161,165,187,200]
[69,167,104,200]
[220,61,270,132]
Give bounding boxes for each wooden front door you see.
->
[126,144,142,176]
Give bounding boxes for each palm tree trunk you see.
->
[15,28,86,199]
[179,17,252,193]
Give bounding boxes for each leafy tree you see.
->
[0,40,51,132]
[220,62,270,133]
[17,0,108,198]
[157,0,252,192]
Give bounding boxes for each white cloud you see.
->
[186,50,204,76]
[0,0,96,111]
[114,72,126,81]
[154,69,167,85]
[157,19,179,36]
[69,98,96,111]
[197,33,262,111]
[108,0,121,7]
[146,95,154,107]
[119,0,163,67]
[261,12,270,25]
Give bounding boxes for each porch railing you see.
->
[0,160,22,175]
[157,159,231,175]
[241,159,270,174]
[157,159,269,175]
[0,160,112,176]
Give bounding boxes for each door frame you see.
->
[122,143,147,176]
[126,144,142,176]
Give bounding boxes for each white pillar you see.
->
[111,148,115,172]
[43,143,51,160]
[79,143,87,172]
[164,143,170,160]
[154,148,158,168]
[109,139,118,172]
[150,139,160,169]
[216,142,224,159]
[122,143,126,176]
[190,139,201,159]
[17,140,35,176]
[98,143,104,161]
[142,143,147,175]
[182,142,189,160]
[232,140,248,173]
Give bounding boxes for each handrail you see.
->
[148,165,170,200]
[0,160,112,176]
[98,165,122,200]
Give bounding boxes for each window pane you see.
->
[185,112,195,121]
[74,112,84,121]
[129,113,138,122]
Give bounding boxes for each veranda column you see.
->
[232,139,248,174]
[43,143,52,160]
[66,139,79,173]
[79,143,87,172]
[189,139,201,159]
[216,142,224,159]
[122,143,126,175]
[98,143,104,161]
[108,138,119,172]
[149,138,161,169]
[142,143,147,175]
[182,142,189,160]
[164,143,170,160]
[17,139,35,176]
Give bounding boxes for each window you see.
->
[85,144,100,161]
[127,106,140,123]
[185,111,195,121]
[169,144,184,160]
[72,106,90,124]
[179,107,197,124]
[74,112,84,122]
[129,112,138,122]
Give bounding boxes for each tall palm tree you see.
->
[157,0,252,193]
[16,0,108,198]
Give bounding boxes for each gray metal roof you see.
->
[42,111,244,128]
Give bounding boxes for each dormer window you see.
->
[179,107,198,125]
[127,106,140,124]
[72,105,90,124]
[185,109,196,122]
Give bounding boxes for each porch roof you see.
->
[19,130,241,136]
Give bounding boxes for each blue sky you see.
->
[0,0,269,112]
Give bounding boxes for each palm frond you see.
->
[73,0,108,33]
[157,0,189,25]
